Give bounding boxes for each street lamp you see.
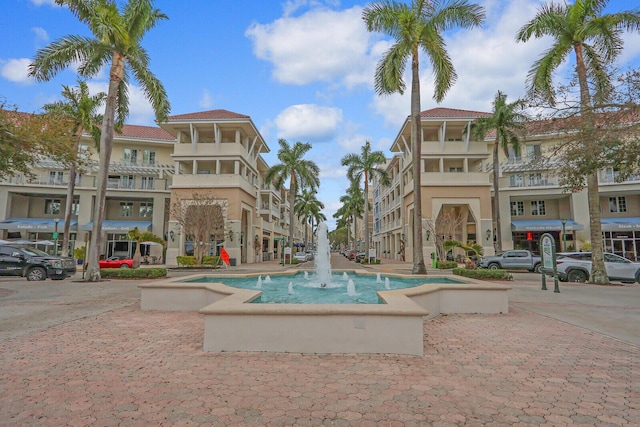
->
[53,217,60,256]
[560,218,567,252]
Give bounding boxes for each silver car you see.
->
[553,252,640,283]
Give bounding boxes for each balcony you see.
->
[171,173,254,193]
[172,142,249,158]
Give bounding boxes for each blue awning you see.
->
[80,221,152,232]
[0,218,78,231]
[601,217,640,231]
[511,219,584,232]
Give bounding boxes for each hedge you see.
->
[452,267,512,281]
[100,268,167,279]
[436,261,458,269]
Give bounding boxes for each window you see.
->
[448,167,463,172]
[530,200,546,216]
[510,201,524,216]
[609,197,627,213]
[528,173,543,186]
[78,144,90,161]
[139,202,153,218]
[72,198,80,216]
[120,175,135,189]
[48,171,64,185]
[509,173,524,187]
[123,148,138,164]
[507,146,522,163]
[141,176,155,190]
[142,150,156,166]
[45,199,61,215]
[119,202,134,217]
[526,144,541,161]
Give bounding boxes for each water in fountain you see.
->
[256,276,262,289]
[376,273,382,283]
[343,272,349,280]
[288,282,294,294]
[264,275,272,283]
[385,277,391,290]
[314,222,332,287]
[346,279,357,296]
[304,271,309,279]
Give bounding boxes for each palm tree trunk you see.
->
[575,44,607,284]
[492,137,502,252]
[288,175,295,250]
[364,171,370,259]
[86,53,124,281]
[61,164,76,257]
[410,49,426,274]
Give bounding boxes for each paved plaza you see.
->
[0,255,638,426]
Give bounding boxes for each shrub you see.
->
[202,256,221,266]
[360,259,380,264]
[100,268,167,279]
[453,267,512,281]
[464,259,477,270]
[176,256,196,266]
[436,261,458,269]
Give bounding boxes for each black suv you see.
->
[0,245,76,281]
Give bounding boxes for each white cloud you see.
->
[246,6,373,88]
[0,58,33,84]
[30,0,58,5]
[275,104,342,141]
[32,27,49,44]
[85,81,155,125]
[199,90,213,109]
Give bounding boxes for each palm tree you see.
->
[363,0,485,274]
[516,0,640,284]
[294,188,325,250]
[335,181,366,249]
[30,0,171,281]
[473,91,527,253]
[265,139,320,248]
[43,80,105,257]
[341,140,390,258]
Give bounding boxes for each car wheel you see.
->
[636,271,640,284]
[27,267,47,281]
[119,264,130,269]
[567,269,588,283]
[487,263,500,270]
[533,263,542,274]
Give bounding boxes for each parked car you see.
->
[477,250,542,273]
[347,250,357,260]
[0,245,76,281]
[551,252,640,283]
[305,252,314,261]
[99,256,134,269]
[293,252,307,262]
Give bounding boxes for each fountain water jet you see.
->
[385,277,391,290]
[343,272,349,280]
[288,282,294,294]
[264,275,272,283]
[376,273,382,283]
[314,223,332,288]
[256,276,262,289]
[346,279,357,296]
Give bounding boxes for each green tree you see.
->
[341,140,389,257]
[42,80,105,257]
[265,139,320,248]
[334,181,366,249]
[363,0,485,274]
[294,188,325,250]
[127,227,164,268]
[516,0,640,284]
[473,91,527,253]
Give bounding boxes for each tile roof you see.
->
[116,124,175,141]
[419,107,491,118]
[167,109,250,121]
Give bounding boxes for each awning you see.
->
[511,219,584,232]
[601,217,640,231]
[80,221,152,232]
[0,218,78,232]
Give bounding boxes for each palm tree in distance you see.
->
[335,181,366,250]
[42,81,105,257]
[294,188,325,249]
[341,140,389,260]
[29,0,171,281]
[473,91,527,253]
[363,0,485,274]
[265,139,320,249]
[516,0,640,284]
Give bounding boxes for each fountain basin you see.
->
[140,270,509,356]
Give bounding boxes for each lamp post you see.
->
[560,218,567,252]
[53,217,60,256]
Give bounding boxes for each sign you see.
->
[368,249,376,260]
[52,232,59,239]
[541,234,554,270]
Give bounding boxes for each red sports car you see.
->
[98,256,133,269]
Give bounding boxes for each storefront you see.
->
[511,219,584,253]
[601,217,640,261]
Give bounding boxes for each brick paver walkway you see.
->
[2,299,638,426]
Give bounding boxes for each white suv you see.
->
[553,252,640,283]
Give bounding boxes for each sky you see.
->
[1,0,639,231]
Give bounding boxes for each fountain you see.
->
[314,223,332,288]
[264,275,272,283]
[140,221,510,355]
[376,273,382,283]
